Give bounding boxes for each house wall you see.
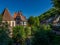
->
[10,21,16,27]
[20,21,27,26]
[2,21,16,27]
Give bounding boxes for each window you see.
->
[16,16,20,24]
[12,21,14,27]
[24,22,26,25]
[16,16,20,20]
[20,22,23,25]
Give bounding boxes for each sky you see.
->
[0,0,53,18]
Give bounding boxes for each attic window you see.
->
[16,16,20,20]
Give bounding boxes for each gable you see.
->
[2,8,14,21]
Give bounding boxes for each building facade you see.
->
[2,8,27,27]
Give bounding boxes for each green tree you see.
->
[52,0,60,10]
[0,15,2,24]
[38,8,58,22]
[25,26,31,45]
[40,24,51,31]
[32,24,60,45]
[52,35,60,45]
[13,26,25,45]
[34,17,40,26]
[28,16,35,26]
[31,25,40,36]
[28,16,40,26]
[32,30,50,45]
[25,26,31,38]
[52,0,60,14]
[0,22,13,45]
[31,24,52,45]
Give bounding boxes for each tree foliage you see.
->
[25,27,31,38]
[13,26,25,43]
[13,26,31,45]
[32,24,60,45]
[52,0,60,10]
[0,15,2,24]
[28,16,40,26]
[0,22,13,45]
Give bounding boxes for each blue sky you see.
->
[0,0,53,18]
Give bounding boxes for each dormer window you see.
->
[16,16,20,20]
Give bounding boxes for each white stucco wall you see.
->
[2,21,16,27]
[24,22,27,25]
[10,21,16,27]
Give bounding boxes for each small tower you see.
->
[13,10,27,26]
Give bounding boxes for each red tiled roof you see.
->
[20,16,27,21]
[13,12,17,19]
[13,11,27,21]
[2,8,14,21]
